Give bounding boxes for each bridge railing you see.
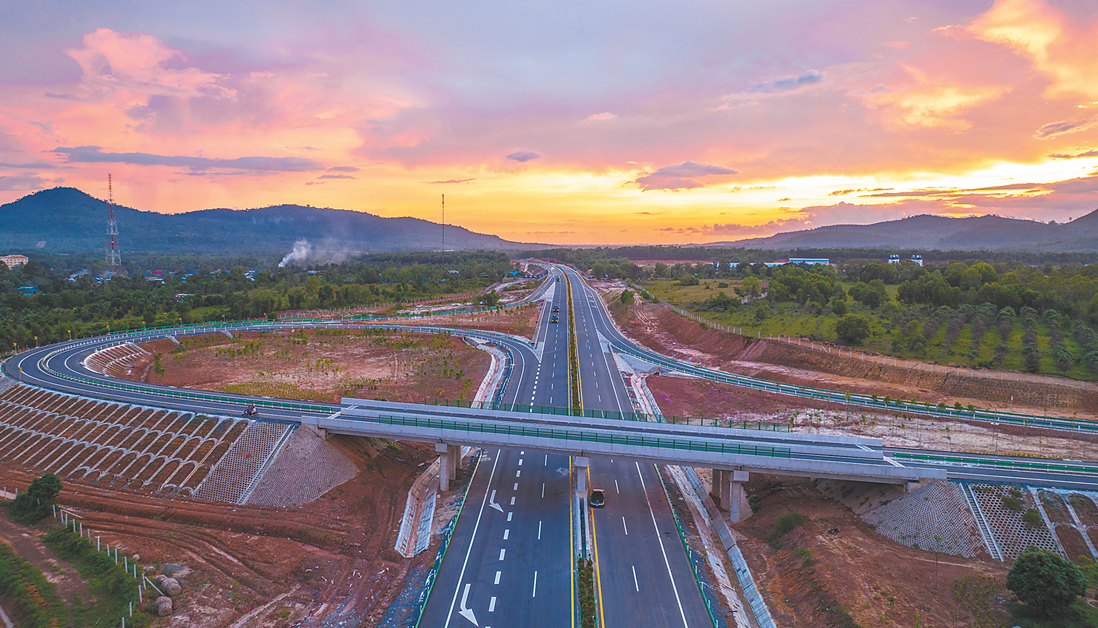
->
[424,398,789,432]
[377,415,793,458]
[892,452,1098,474]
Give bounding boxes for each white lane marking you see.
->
[489,597,496,612]
[598,394,602,402]
[494,571,501,584]
[636,461,689,627]
[507,512,512,522]
[443,449,501,628]
[541,483,545,498]
[533,571,538,598]
[458,583,478,626]
[518,459,523,466]
[516,470,521,478]
[510,496,516,505]
[544,454,548,466]
[622,516,629,535]
[513,482,518,490]
[538,520,542,540]
[503,529,509,540]
[615,480,619,494]
[521,451,525,455]
[499,548,506,561]
[632,566,639,592]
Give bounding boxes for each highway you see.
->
[4,264,1098,628]
[566,270,714,627]
[417,271,574,628]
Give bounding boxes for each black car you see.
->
[589,489,605,508]
[550,316,559,323]
[552,306,559,312]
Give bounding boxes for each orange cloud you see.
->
[862,65,1009,130]
[968,0,1098,100]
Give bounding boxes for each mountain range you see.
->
[0,188,532,255]
[714,209,1098,252]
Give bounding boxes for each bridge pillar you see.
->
[711,469,730,509]
[437,443,458,491]
[574,456,590,500]
[729,470,750,524]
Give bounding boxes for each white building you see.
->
[0,254,28,269]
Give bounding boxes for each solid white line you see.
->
[632,565,639,592]
[533,571,538,597]
[442,449,502,628]
[538,520,542,540]
[622,516,629,535]
[499,548,506,561]
[489,597,496,612]
[503,529,509,540]
[494,571,501,584]
[636,461,689,627]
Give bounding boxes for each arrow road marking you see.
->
[489,490,503,513]
[459,584,478,626]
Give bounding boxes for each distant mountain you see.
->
[712,210,1098,252]
[0,187,535,255]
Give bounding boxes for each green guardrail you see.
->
[378,415,792,458]
[892,452,1098,474]
[425,398,789,432]
[35,349,331,414]
[615,343,1098,434]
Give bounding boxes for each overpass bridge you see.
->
[319,398,945,520]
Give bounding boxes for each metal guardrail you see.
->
[612,342,1098,434]
[892,452,1098,473]
[377,415,793,458]
[425,398,789,432]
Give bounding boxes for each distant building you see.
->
[888,254,900,264]
[1,254,29,269]
[17,286,38,294]
[788,258,829,266]
[911,254,923,267]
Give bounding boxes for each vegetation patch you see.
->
[42,528,154,628]
[0,542,67,628]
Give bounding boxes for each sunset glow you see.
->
[2,0,1097,245]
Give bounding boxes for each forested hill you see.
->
[715,210,1098,252]
[0,187,533,254]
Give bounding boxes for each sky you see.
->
[2,0,1098,246]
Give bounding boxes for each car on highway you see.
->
[589,488,605,508]
[550,315,559,323]
[552,306,559,312]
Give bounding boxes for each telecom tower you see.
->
[441,193,445,256]
[106,174,121,274]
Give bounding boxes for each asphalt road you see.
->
[566,270,714,628]
[419,268,575,628]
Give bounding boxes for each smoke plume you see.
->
[279,239,312,267]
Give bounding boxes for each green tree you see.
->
[1006,546,1087,617]
[835,314,871,345]
[10,473,63,524]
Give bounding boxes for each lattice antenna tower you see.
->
[441,193,446,260]
[106,174,121,273]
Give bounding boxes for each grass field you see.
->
[640,278,1097,381]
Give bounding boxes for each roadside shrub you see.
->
[9,473,62,525]
[1007,546,1087,617]
[835,314,870,345]
[1022,508,1043,530]
[768,512,806,548]
[1002,495,1024,511]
